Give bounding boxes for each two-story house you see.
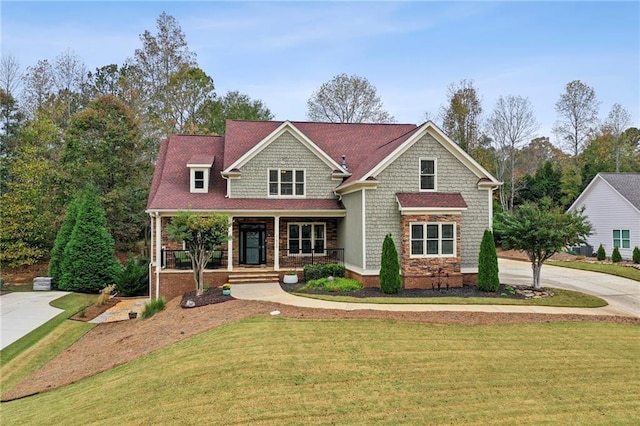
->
[147,120,500,300]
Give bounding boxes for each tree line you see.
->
[1,12,638,270]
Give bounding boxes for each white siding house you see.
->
[568,173,640,259]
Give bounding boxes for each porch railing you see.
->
[279,248,344,270]
[161,249,227,270]
[160,247,344,271]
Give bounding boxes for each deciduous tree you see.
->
[553,80,600,159]
[196,90,274,135]
[306,73,395,123]
[440,79,483,153]
[166,212,230,296]
[494,199,591,289]
[603,103,631,172]
[486,95,538,211]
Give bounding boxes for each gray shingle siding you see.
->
[230,131,337,199]
[365,133,490,271]
[338,191,364,269]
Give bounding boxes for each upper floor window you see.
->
[190,168,209,193]
[269,169,305,197]
[410,222,455,257]
[420,158,436,191]
[194,170,205,189]
[613,229,630,249]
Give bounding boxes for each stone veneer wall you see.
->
[400,214,463,289]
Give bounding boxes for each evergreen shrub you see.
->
[611,246,622,263]
[596,244,606,261]
[380,233,401,294]
[633,247,640,264]
[478,229,500,292]
[114,254,149,296]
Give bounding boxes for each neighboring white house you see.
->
[568,173,640,259]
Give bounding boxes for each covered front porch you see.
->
[150,212,346,299]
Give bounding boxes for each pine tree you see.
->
[49,193,82,287]
[596,244,606,261]
[59,185,120,293]
[477,229,500,292]
[380,233,401,294]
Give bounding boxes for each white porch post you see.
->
[227,216,233,271]
[154,213,162,300]
[274,216,280,271]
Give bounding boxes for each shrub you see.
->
[303,263,345,281]
[114,254,149,296]
[142,297,166,319]
[477,229,500,292]
[633,247,640,264]
[59,185,120,293]
[49,194,82,288]
[611,246,622,263]
[596,244,606,261]
[380,233,401,294]
[300,277,363,292]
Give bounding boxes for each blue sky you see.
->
[2,1,639,142]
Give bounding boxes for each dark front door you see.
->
[239,224,266,265]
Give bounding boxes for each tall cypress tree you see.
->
[49,192,82,287]
[59,185,120,293]
[477,229,500,292]
[380,233,402,294]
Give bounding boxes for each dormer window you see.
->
[188,155,214,193]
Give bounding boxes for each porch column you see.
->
[274,216,280,270]
[154,213,162,300]
[227,216,233,271]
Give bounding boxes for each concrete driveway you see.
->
[0,291,69,350]
[499,258,640,318]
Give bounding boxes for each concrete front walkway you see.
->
[0,291,70,350]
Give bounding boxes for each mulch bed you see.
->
[180,287,234,308]
[281,283,530,299]
[70,299,118,322]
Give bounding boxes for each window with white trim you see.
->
[420,159,436,191]
[190,168,209,193]
[269,169,305,196]
[613,229,630,249]
[410,223,455,256]
[288,223,325,254]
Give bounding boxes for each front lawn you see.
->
[2,318,638,424]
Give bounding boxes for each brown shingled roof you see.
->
[396,192,468,209]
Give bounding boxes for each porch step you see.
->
[227,273,280,284]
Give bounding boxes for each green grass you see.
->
[547,260,640,282]
[293,287,607,308]
[2,318,638,424]
[300,277,363,292]
[0,293,96,366]
[1,284,37,292]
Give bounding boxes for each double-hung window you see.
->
[288,223,325,255]
[194,170,205,189]
[269,169,305,196]
[420,159,436,191]
[410,223,455,257]
[613,230,630,249]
